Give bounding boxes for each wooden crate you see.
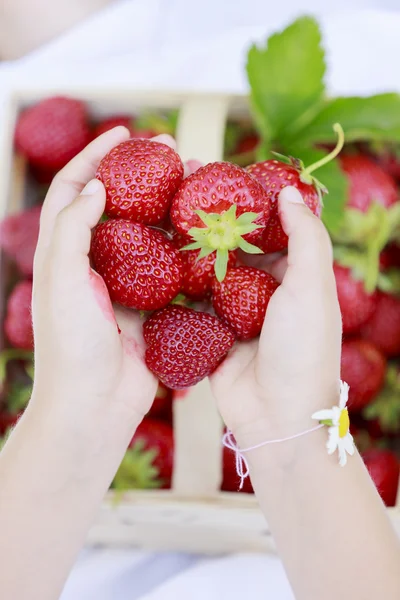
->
[1,89,399,554]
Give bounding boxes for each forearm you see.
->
[239,418,400,600]
[0,394,139,600]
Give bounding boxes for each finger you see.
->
[51,178,105,267]
[265,255,288,283]
[114,306,148,359]
[151,133,177,150]
[37,126,130,254]
[210,340,257,389]
[184,159,203,178]
[278,186,334,291]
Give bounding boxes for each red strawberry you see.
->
[92,116,134,138]
[341,339,386,411]
[376,152,400,182]
[212,266,279,340]
[362,448,399,507]
[4,281,33,350]
[0,205,41,276]
[91,219,183,311]
[361,292,400,357]
[143,305,235,389]
[15,96,90,171]
[333,263,377,335]
[246,159,323,253]
[235,132,259,155]
[96,139,184,225]
[170,161,271,281]
[113,419,174,490]
[0,411,20,436]
[340,154,398,212]
[173,233,237,300]
[147,382,173,421]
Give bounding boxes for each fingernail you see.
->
[280,186,304,204]
[81,179,102,195]
[151,134,176,150]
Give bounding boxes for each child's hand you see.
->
[31,128,177,426]
[211,186,342,447]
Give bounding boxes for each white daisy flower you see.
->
[312,381,355,466]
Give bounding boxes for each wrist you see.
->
[28,387,143,463]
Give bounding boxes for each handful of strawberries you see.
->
[89,129,345,390]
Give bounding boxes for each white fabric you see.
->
[1,1,399,598]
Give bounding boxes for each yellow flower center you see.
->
[338,408,350,438]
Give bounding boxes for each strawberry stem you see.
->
[303,123,345,176]
[184,204,263,281]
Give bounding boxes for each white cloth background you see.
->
[1,1,399,598]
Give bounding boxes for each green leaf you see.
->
[247,16,326,142]
[283,145,348,235]
[235,212,261,226]
[237,238,263,254]
[215,249,229,282]
[197,247,215,259]
[294,94,400,145]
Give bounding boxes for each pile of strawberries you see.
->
[0,95,400,502]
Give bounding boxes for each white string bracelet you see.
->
[222,380,355,489]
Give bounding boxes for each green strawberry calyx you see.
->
[273,123,345,205]
[333,201,400,294]
[363,364,400,433]
[183,204,263,282]
[111,439,163,493]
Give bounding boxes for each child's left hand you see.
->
[31,127,174,427]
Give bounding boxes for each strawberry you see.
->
[147,382,173,421]
[376,151,400,182]
[0,205,41,276]
[333,263,377,335]
[340,154,398,212]
[340,339,386,411]
[170,161,270,281]
[15,96,90,171]
[143,305,235,389]
[246,160,322,253]
[0,411,20,436]
[173,233,237,300]
[236,132,259,155]
[91,219,183,311]
[212,266,279,340]
[333,155,400,286]
[4,281,33,350]
[112,419,173,490]
[92,116,134,138]
[360,292,400,357]
[246,124,344,253]
[361,448,399,507]
[96,139,184,225]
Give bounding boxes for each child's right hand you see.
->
[31,127,162,430]
[211,186,343,450]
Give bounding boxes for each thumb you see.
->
[51,178,105,266]
[278,186,334,288]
